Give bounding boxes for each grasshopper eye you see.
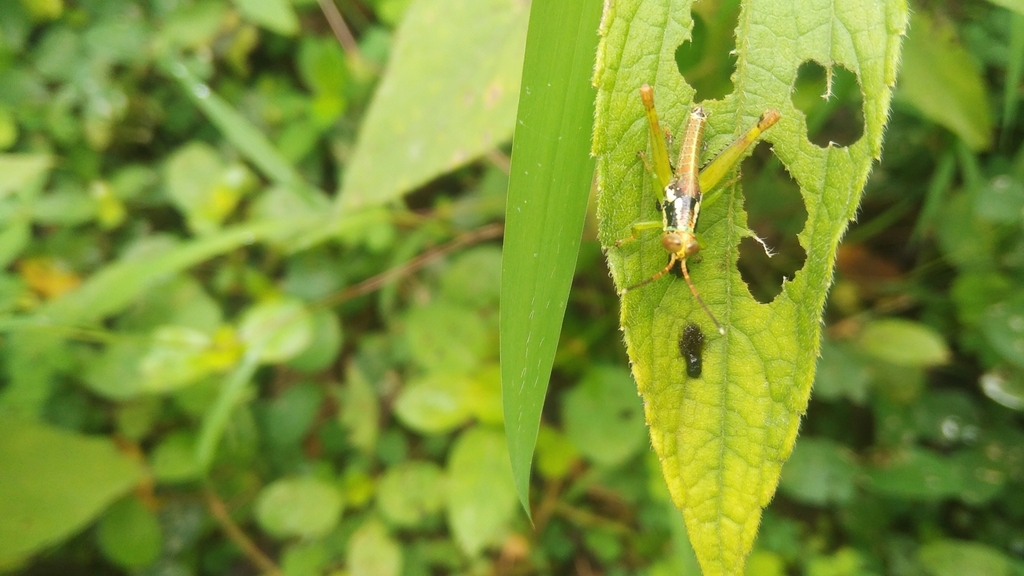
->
[662,232,684,253]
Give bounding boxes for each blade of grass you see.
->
[160,58,327,209]
[196,348,262,473]
[1001,13,1024,150]
[500,0,602,518]
[41,216,323,325]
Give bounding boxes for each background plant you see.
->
[0,1,1022,576]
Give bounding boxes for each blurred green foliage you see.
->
[0,0,1022,575]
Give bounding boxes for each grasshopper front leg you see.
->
[614,220,664,247]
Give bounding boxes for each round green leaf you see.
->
[919,540,1011,576]
[445,427,518,556]
[96,497,162,569]
[287,310,343,373]
[255,477,343,539]
[233,0,299,36]
[404,302,490,374]
[534,425,580,480]
[813,339,870,404]
[347,519,402,576]
[149,432,201,484]
[140,326,215,393]
[562,365,647,467]
[910,390,980,445]
[864,448,961,500]
[259,382,324,448]
[239,299,314,363]
[466,364,503,425]
[974,175,1024,223]
[779,438,858,505]
[376,461,444,528]
[950,449,1006,505]
[281,541,329,576]
[393,373,474,434]
[118,276,222,334]
[439,246,502,308]
[979,368,1024,411]
[983,296,1024,369]
[857,319,951,368]
[83,340,149,400]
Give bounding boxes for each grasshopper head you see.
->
[662,230,699,259]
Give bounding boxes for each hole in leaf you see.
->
[675,0,741,102]
[792,61,864,148]
[738,144,807,303]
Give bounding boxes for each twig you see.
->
[316,0,362,62]
[552,501,633,535]
[203,487,283,576]
[532,474,567,533]
[319,222,504,307]
[485,149,512,174]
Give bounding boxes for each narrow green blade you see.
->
[162,59,326,208]
[500,0,602,517]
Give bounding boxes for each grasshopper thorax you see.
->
[662,230,699,258]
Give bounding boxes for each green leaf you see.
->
[778,438,858,505]
[983,295,1024,369]
[405,301,490,373]
[139,326,219,392]
[439,246,502,308]
[0,420,144,567]
[986,0,1024,17]
[339,364,381,454]
[337,0,528,209]
[117,275,222,334]
[164,142,253,234]
[0,153,51,199]
[259,382,324,448]
[393,373,474,434]
[561,365,647,467]
[82,339,148,400]
[534,425,580,480]
[812,339,871,404]
[297,36,347,96]
[950,449,1006,505]
[346,518,403,576]
[232,0,299,36]
[445,427,518,556]
[499,0,602,519]
[255,477,344,539]
[31,188,97,225]
[376,461,445,528]
[35,217,323,327]
[281,542,329,576]
[857,319,951,368]
[0,106,18,150]
[593,1,907,573]
[466,364,503,425]
[162,60,325,209]
[158,2,228,49]
[195,350,261,471]
[974,175,1024,224]
[1001,13,1024,145]
[149,431,202,483]
[897,12,992,150]
[864,448,961,500]
[238,298,315,363]
[95,496,162,569]
[0,222,30,269]
[918,539,1012,576]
